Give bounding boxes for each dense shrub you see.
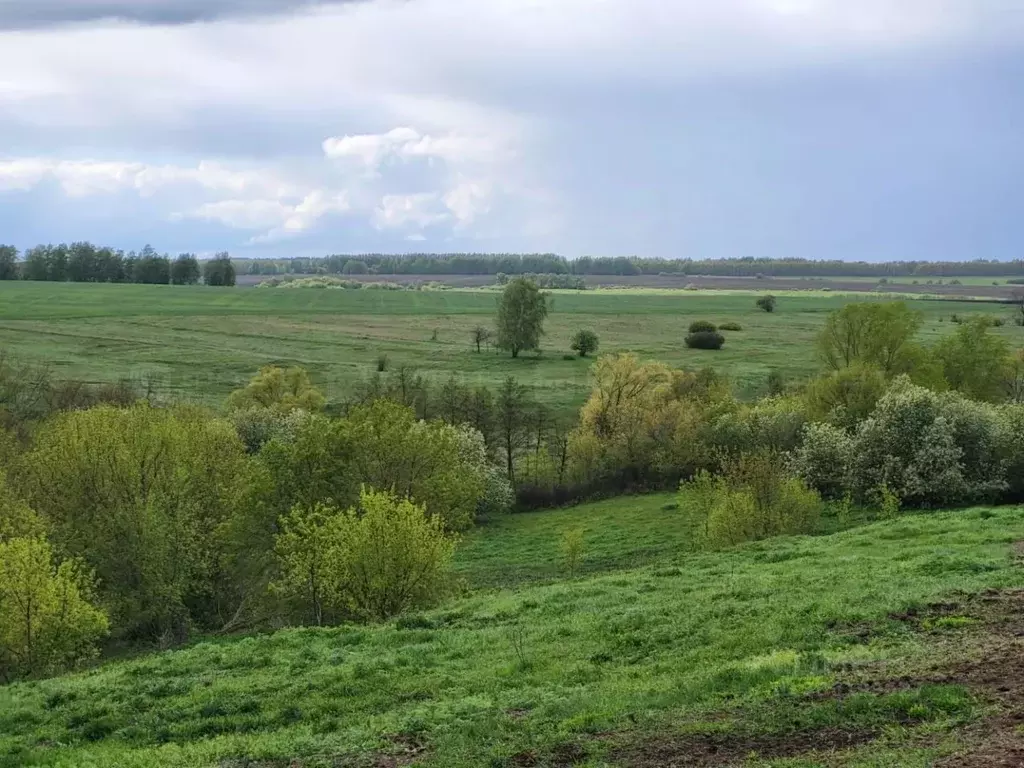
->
[685,331,725,350]
[804,364,888,430]
[791,422,855,499]
[719,322,743,331]
[17,405,252,640]
[0,536,108,682]
[683,452,821,548]
[271,489,456,624]
[709,397,807,456]
[756,295,777,313]
[227,366,326,413]
[688,320,718,334]
[230,407,311,454]
[570,329,600,357]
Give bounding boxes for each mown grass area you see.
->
[0,282,1020,411]
[2,499,1022,768]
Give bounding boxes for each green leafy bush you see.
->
[719,322,743,331]
[0,536,108,682]
[271,488,457,624]
[688,320,718,334]
[685,331,725,350]
[570,329,600,357]
[756,295,777,313]
[683,452,821,549]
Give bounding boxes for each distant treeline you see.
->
[4,244,1024,283]
[0,244,236,286]
[243,254,1024,278]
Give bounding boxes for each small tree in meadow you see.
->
[496,278,549,358]
[570,330,599,358]
[757,295,777,313]
[471,326,493,353]
[560,528,585,577]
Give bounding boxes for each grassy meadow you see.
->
[0,281,1020,411]
[2,494,1023,767]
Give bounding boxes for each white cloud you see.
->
[372,193,449,231]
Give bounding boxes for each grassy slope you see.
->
[2,495,1023,768]
[0,282,1020,410]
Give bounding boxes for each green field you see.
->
[1,282,1020,410]
[2,494,1022,767]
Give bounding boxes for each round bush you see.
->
[688,320,718,334]
[685,331,725,350]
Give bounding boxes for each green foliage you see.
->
[346,401,487,531]
[0,245,17,280]
[685,330,725,350]
[683,452,821,549]
[876,483,902,519]
[0,472,46,544]
[272,488,457,623]
[791,422,855,499]
[817,302,923,375]
[496,278,549,358]
[203,252,236,286]
[756,295,777,312]
[804,364,888,429]
[570,329,599,357]
[169,254,201,285]
[229,406,311,454]
[226,365,326,413]
[935,316,1012,402]
[688,320,718,334]
[0,536,108,682]
[843,379,1006,506]
[718,321,743,331]
[17,405,251,639]
[708,396,807,456]
[560,527,585,577]
[341,259,368,275]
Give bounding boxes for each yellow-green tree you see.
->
[0,536,108,682]
[271,488,456,623]
[817,302,924,375]
[18,404,251,639]
[227,366,326,413]
[935,317,1012,402]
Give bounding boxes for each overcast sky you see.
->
[0,0,1022,259]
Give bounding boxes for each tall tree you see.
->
[496,376,529,485]
[817,302,923,375]
[170,254,201,285]
[203,252,237,287]
[496,278,549,358]
[0,246,17,280]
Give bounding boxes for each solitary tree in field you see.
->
[471,326,492,353]
[496,278,549,358]
[756,295,777,313]
[570,329,599,358]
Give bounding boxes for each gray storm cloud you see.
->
[0,0,361,29]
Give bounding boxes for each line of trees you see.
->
[0,244,234,286]
[7,245,1024,281]
[238,253,1024,278]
